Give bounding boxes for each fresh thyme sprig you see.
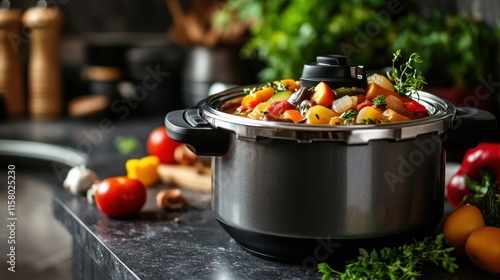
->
[318,234,458,280]
[387,49,427,99]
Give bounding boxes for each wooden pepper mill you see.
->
[23,2,62,118]
[0,2,24,117]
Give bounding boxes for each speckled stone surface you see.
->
[33,116,496,280]
[53,188,321,280]
[54,186,500,280]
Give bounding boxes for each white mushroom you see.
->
[156,188,189,209]
[63,165,99,195]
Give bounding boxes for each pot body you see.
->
[212,134,445,240]
[165,85,496,262]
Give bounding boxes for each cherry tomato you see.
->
[95,176,146,218]
[443,204,485,256]
[466,226,500,274]
[147,126,181,164]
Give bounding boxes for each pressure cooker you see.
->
[165,55,496,264]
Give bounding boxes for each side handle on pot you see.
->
[165,109,230,156]
[443,107,497,150]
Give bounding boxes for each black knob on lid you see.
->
[316,55,349,65]
[300,55,367,89]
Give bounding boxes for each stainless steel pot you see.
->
[165,56,497,263]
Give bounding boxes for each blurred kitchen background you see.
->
[0,0,498,123]
[0,0,499,280]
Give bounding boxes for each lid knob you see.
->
[316,55,348,65]
[300,55,367,89]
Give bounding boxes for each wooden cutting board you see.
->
[157,164,211,192]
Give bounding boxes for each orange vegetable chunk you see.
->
[311,82,335,107]
[365,82,402,101]
[283,109,304,123]
[254,86,275,102]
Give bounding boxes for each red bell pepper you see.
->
[447,142,500,208]
[404,100,429,118]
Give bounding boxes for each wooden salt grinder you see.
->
[23,6,62,118]
[0,7,24,116]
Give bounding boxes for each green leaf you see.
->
[114,136,140,155]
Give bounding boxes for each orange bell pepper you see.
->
[254,86,274,102]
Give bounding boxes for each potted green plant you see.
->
[390,11,499,88]
[215,2,499,113]
[213,0,391,81]
[389,11,499,111]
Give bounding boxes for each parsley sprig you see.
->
[243,81,290,95]
[387,49,427,98]
[372,95,386,106]
[318,234,458,280]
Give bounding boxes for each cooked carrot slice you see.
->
[283,109,304,123]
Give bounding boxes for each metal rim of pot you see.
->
[197,88,456,144]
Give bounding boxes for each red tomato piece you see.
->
[355,99,373,112]
[267,100,294,116]
[404,100,427,112]
[404,100,429,118]
[147,126,181,164]
[95,176,147,218]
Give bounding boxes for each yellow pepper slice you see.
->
[126,155,160,187]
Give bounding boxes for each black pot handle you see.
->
[165,109,230,156]
[443,107,497,150]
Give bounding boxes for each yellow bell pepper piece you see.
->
[126,155,160,187]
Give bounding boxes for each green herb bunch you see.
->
[386,49,427,98]
[318,234,458,280]
[464,169,500,228]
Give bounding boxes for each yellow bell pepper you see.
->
[126,155,159,187]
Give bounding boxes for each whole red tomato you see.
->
[147,126,181,164]
[95,176,146,218]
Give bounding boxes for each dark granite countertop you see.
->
[2,117,498,280]
[53,188,322,280]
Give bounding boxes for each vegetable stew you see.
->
[230,74,430,125]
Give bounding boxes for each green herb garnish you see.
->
[273,81,290,92]
[318,234,458,280]
[372,95,386,106]
[341,109,357,122]
[243,81,290,95]
[243,82,272,95]
[464,169,500,228]
[387,49,427,98]
[360,118,378,125]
